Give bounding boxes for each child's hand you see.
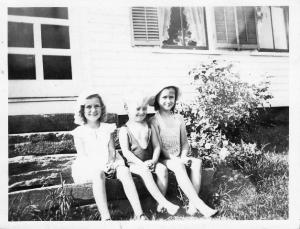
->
[105,162,115,176]
[144,160,155,172]
[181,156,192,168]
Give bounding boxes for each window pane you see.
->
[43,55,72,80]
[162,7,207,48]
[41,25,70,49]
[237,7,257,45]
[8,22,34,47]
[163,7,184,46]
[256,7,274,49]
[8,7,68,19]
[215,7,237,44]
[225,7,237,44]
[8,54,36,80]
[271,7,288,49]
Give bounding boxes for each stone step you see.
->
[9,131,73,144]
[9,168,215,213]
[9,130,121,158]
[9,154,75,191]
[8,177,150,213]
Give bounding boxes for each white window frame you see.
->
[8,13,71,81]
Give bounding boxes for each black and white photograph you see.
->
[1,0,299,228]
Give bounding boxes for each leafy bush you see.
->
[176,60,273,168]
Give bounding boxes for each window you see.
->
[256,6,289,51]
[131,7,207,49]
[213,6,288,51]
[8,7,72,80]
[131,6,289,52]
[214,7,257,49]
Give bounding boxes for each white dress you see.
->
[71,123,124,183]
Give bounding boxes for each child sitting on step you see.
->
[148,84,218,218]
[119,92,179,215]
[72,89,147,220]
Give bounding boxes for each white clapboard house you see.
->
[7,4,289,116]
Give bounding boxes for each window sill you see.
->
[151,48,289,57]
[8,96,77,103]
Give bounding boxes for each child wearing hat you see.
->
[149,85,218,218]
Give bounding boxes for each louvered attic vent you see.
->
[131,7,160,46]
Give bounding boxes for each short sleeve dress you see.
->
[71,123,124,183]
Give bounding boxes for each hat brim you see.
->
[148,85,181,106]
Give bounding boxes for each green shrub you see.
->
[176,60,273,168]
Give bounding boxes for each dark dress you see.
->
[124,125,153,164]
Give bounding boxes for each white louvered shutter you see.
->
[131,7,160,46]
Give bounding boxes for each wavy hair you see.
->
[74,94,107,125]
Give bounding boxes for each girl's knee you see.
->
[93,170,106,180]
[116,166,131,179]
[116,165,130,173]
[190,158,202,170]
[171,160,186,171]
[155,163,168,178]
[92,170,106,185]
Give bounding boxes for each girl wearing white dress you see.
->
[72,90,146,220]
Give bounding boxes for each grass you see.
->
[212,151,288,220]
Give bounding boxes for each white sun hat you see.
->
[148,82,182,107]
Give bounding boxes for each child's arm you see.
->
[150,124,161,164]
[107,133,124,172]
[119,127,145,166]
[179,115,192,166]
[143,124,161,171]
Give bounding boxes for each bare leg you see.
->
[92,171,110,220]
[187,158,202,215]
[154,163,169,212]
[130,164,179,215]
[163,158,216,217]
[116,165,144,218]
[154,162,169,196]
